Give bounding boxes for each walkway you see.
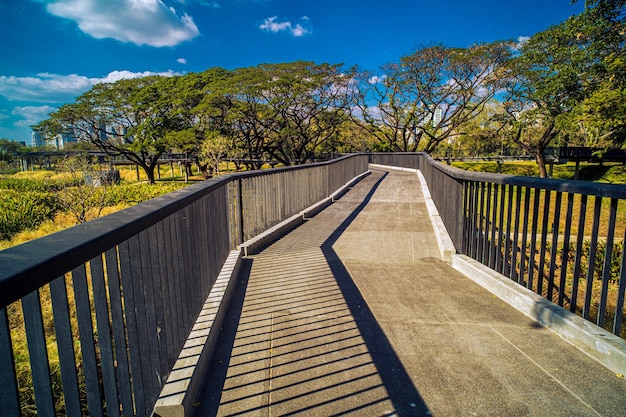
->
[193,168,626,416]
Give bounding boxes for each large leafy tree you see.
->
[37,76,176,184]
[572,0,626,147]
[164,68,232,176]
[501,0,625,177]
[351,42,511,153]
[0,139,27,163]
[261,62,355,165]
[192,62,355,168]
[194,66,271,170]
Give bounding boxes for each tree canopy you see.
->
[33,1,625,179]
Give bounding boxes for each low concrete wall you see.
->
[239,170,371,256]
[153,170,372,417]
[153,250,243,417]
[387,164,626,376]
[452,255,626,376]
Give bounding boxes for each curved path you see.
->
[193,168,626,417]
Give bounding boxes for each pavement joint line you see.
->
[488,325,604,417]
[371,162,626,377]
[369,163,456,262]
[454,254,626,376]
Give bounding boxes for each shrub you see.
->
[0,191,58,240]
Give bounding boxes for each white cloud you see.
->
[368,75,387,84]
[0,69,181,140]
[0,70,180,103]
[12,106,57,127]
[259,16,312,37]
[515,36,531,49]
[177,57,188,64]
[43,0,200,47]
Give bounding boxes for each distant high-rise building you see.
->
[48,131,77,149]
[433,107,443,127]
[31,129,45,147]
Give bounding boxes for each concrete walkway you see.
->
[193,168,626,417]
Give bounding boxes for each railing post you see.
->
[0,308,20,417]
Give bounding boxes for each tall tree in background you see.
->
[572,0,626,147]
[501,0,625,177]
[252,62,355,165]
[37,76,174,183]
[165,68,232,176]
[351,42,511,153]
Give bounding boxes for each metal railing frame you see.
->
[369,152,626,340]
[0,154,368,417]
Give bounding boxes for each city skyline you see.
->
[0,0,586,143]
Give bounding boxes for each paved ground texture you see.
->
[193,168,626,417]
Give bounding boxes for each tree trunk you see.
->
[535,150,548,178]
[145,163,157,184]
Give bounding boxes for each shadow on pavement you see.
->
[321,170,431,416]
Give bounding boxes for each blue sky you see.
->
[0,0,585,144]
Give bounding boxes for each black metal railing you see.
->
[369,152,626,340]
[0,154,368,417]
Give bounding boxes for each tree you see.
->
[165,68,232,176]
[572,0,626,147]
[259,62,355,165]
[55,155,110,224]
[211,62,355,166]
[37,76,175,184]
[199,132,233,176]
[435,101,518,158]
[501,0,625,176]
[351,42,511,154]
[193,67,269,170]
[0,139,27,163]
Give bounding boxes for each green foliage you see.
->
[0,177,78,192]
[0,190,58,240]
[498,0,626,176]
[577,239,623,282]
[352,42,512,154]
[451,160,626,183]
[104,182,188,206]
[0,139,28,162]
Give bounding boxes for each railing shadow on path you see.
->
[193,169,431,416]
[319,171,431,417]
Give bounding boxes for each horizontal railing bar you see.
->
[376,152,626,199]
[0,155,363,308]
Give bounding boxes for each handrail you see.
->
[369,152,626,340]
[0,154,369,417]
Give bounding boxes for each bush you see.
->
[0,177,78,192]
[104,182,188,206]
[0,191,59,240]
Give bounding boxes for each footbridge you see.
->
[1,154,626,416]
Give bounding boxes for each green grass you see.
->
[451,161,626,184]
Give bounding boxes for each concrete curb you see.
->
[452,254,626,376]
[370,162,626,376]
[369,163,456,262]
[153,249,243,417]
[153,170,373,416]
[239,170,371,256]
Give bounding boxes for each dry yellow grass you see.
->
[0,204,130,250]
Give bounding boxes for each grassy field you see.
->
[450,160,626,183]
[0,165,198,250]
